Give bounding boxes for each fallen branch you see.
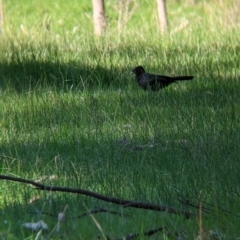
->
[77,208,129,218]
[0,175,193,219]
[32,208,129,219]
[117,226,166,240]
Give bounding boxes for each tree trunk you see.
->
[0,0,3,34]
[92,0,106,36]
[156,0,168,34]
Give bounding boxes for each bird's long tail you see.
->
[172,76,194,81]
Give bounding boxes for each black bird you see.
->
[131,66,194,91]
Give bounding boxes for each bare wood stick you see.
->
[0,175,193,219]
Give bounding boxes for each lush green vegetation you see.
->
[0,0,239,239]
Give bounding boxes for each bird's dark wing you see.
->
[144,73,175,90]
[136,73,151,90]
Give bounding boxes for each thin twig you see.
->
[83,203,107,240]
[179,199,215,216]
[117,227,167,240]
[179,198,240,219]
[77,208,130,218]
[202,200,240,219]
[30,208,129,219]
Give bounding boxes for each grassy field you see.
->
[0,0,240,239]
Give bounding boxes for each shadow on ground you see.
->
[0,60,129,92]
[1,41,238,93]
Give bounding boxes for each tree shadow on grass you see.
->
[0,60,129,92]
[0,40,239,94]
[0,42,150,93]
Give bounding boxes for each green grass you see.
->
[0,0,240,239]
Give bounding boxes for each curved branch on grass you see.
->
[0,174,193,219]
